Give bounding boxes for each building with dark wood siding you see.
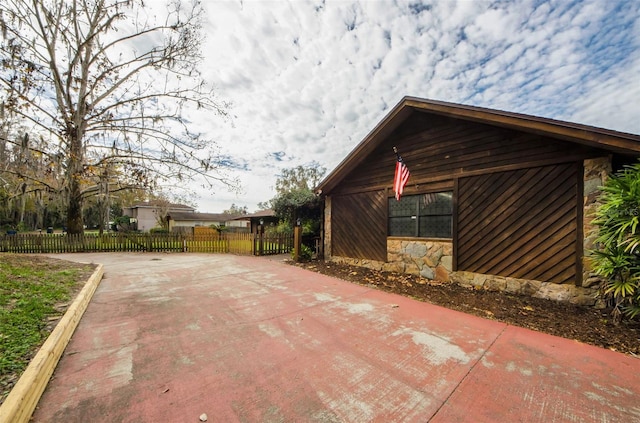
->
[316,97,640,304]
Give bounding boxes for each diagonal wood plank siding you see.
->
[457,163,578,284]
[332,191,387,261]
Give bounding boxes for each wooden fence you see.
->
[0,232,294,256]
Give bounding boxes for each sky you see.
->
[190,0,640,213]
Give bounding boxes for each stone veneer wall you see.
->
[326,157,611,307]
[582,157,611,289]
[323,196,332,258]
[330,239,453,281]
[332,240,601,307]
[448,271,601,306]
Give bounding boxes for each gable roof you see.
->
[317,96,640,195]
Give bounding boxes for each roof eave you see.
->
[316,99,414,194]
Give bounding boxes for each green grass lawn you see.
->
[0,254,95,404]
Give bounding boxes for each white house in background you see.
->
[166,211,249,232]
[123,201,195,232]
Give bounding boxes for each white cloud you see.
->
[188,0,640,213]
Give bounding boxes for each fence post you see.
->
[252,233,256,255]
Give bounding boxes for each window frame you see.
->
[388,191,453,239]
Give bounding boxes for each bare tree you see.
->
[0,0,236,233]
[0,130,58,230]
[223,203,248,215]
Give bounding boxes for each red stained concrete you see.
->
[32,253,640,422]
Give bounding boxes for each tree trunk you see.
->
[66,133,84,234]
[35,191,44,231]
[98,170,109,236]
[19,183,26,225]
[98,216,104,235]
[67,180,84,234]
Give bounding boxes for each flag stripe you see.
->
[393,158,410,201]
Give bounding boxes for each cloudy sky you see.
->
[192,0,640,213]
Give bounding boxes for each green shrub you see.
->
[292,244,313,262]
[113,215,132,232]
[149,227,169,234]
[591,161,640,320]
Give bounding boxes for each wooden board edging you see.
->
[0,263,105,423]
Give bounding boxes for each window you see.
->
[388,192,453,238]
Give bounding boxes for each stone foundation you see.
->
[330,237,604,308]
[449,271,603,307]
[331,251,603,308]
[330,238,453,280]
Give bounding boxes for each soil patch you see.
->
[290,259,640,357]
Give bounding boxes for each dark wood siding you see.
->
[328,111,604,281]
[457,163,578,284]
[333,111,603,195]
[332,191,387,261]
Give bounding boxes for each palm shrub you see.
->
[591,161,640,320]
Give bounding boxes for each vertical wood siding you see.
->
[456,163,578,284]
[332,191,387,261]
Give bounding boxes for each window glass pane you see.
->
[389,217,416,237]
[389,195,416,217]
[419,215,452,238]
[419,192,452,215]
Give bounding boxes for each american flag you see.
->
[393,153,410,201]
